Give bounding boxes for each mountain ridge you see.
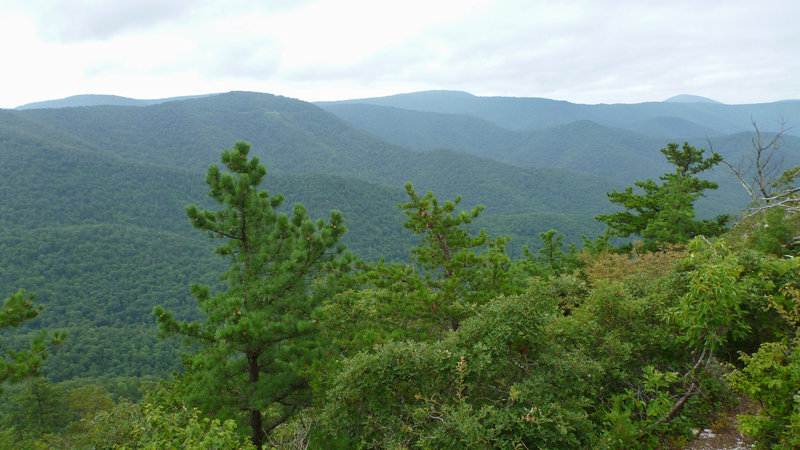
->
[14,89,799,137]
[14,93,214,110]
[318,90,799,135]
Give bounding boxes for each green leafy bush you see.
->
[728,341,800,448]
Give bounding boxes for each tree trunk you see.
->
[247,352,264,448]
[250,408,264,448]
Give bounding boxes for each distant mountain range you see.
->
[6,89,800,260]
[2,89,798,382]
[316,90,798,136]
[314,91,800,215]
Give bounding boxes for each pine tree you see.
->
[2,378,69,438]
[0,290,62,393]
[399,183,512,330]
[154,142,348,448]
[596,142,728,252]
[325,185,515,355]
[519,229,580,277]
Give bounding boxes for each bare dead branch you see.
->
[719,118,789,208]
[721,158,758,201]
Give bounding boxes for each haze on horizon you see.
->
[1,0,798,109]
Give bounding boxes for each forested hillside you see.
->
[5,91,621,246]
[2,90,799,448]
[0,126,408,381]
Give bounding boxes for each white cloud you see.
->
[1,0,798,108]
[11,0,197,41]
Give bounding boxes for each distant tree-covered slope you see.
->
[628,116,722,138]
[505,121,667,180]
[317,102,721,158]
[0,127,424,260]
[317,101,798,180]
[317,90,800,136]
[315,102,528,159]
[317,100,800,218]
[319,90,587,131]
[13,91,416,179]
[0,143,407,380]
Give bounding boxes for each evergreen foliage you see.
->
[154,142,350,448]
[325,185,516,359]
[518,229,581,278]
[0,290,62,392]
[1,378,69,440]
[596,142,729,251]
[399,183,514,329]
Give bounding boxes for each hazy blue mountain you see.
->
[629,116,723,138]
[317,90,799,136]
[511,121,668,180]
[316,102,665,177]
[316,102,528,159]
[663,94,722,104]
[316,97,800,219]
[315,101,788,191]
[318,90,585,131]
[14,93,211,110]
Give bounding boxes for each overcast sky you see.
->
[1,0,798,108]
